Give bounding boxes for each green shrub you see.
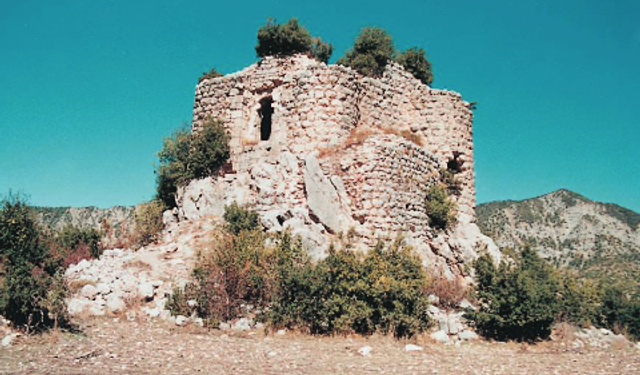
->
[255,18,333,63]
[311,38,333,64]
[397,47,433,86]
[0,195,68,331]
[57,225,102,259]
[338,27,396,77]
[425,184,457,230]
[440,168,462,196]
[256,18,313,58]
[198,68,222,83]
[595,284,640,340]
[467,247,560,342]
[156,117,230,208]
[268,238,432,338]
[168,228,280,326]
[223,202,260,235]
[556,271,601,327]
[133,200,165,246]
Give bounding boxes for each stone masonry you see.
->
[172,54,499,280]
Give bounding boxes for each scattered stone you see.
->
[138,282,155,301]
[358,346,372,356]
[458,330,478,341]
[67,299,89,316]
[175,315,188,326]
[233,318,252,332]
[404,344,423,352]
[106,295,126,314]
[459,298,476,311]
[276,329,287,336]
[2,333,20,347]
[80,284,98,299]
[219,322,231,331]
[430,330,450,344]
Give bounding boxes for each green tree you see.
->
[311,38,333,64]
[397,47,433,86]
[255,18,333,63]
[155,117,230,208]
[468,247,560,342]
[0,195,68,331]
[338,27,396,77]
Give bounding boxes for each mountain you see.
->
[476,189,640,286]
[32,205,135,233]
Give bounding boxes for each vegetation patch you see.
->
[255,18,333,63]
[425,184,457,230]
[169,204,432,338]
[156,117,230,208]
[0,195,69,332]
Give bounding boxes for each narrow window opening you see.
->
[447,152,464,174]
[259,96,273,141]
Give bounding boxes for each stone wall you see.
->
[178,54,497,279]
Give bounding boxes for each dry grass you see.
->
[67,279,97,294]
[242,137,259,148]
[382,127,423,146]
[124,260,152,272]
[424,274,469,311]
[318,128,374,158]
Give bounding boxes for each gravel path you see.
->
[1,318,639,374]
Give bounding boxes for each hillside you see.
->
[476,189,640,286]
[32,205,134,233]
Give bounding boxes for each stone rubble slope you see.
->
[64,218,216,319]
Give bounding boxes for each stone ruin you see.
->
[167,54,499,280]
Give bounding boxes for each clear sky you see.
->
[1,1,638,211]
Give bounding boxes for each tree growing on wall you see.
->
[255,18,333,63]
[397,47,433,86]
[338,27,396,77]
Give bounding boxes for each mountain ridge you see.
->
[477,188,640,287]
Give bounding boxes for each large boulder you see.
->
[303,155,355,234]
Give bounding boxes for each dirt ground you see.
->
[1,318,639,375]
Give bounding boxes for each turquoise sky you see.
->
[1,1,639,211]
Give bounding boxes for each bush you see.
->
[0,195,68,331]
[57,225,102,260]
[255,19,333,63]
[467,247,560,342]
[338,27,396,77]
[311,38,333,64]
[397,47,433,86]
[223,202,260,236]
[424,274,468,311]
[133,200,165,246]
[198,68,222,83]
[156,117,230,208]
[556,271,601,327]
[168,228,281,326]
[425,184,457,230]
[268,237,432,338]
